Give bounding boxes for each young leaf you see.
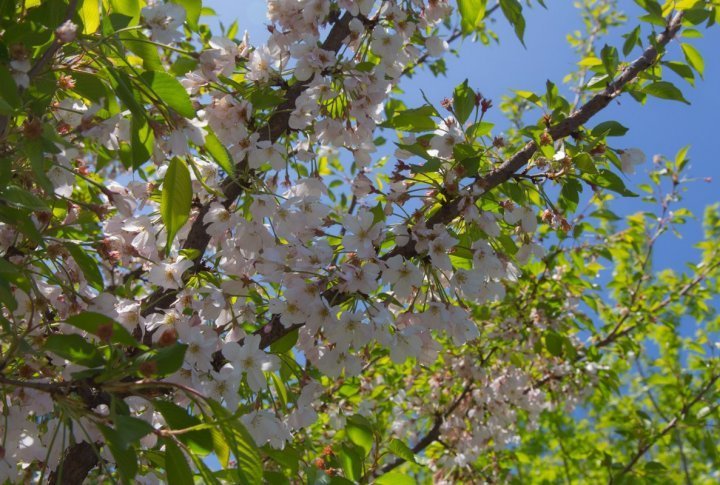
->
[382,106,437,132]
[643,81,690,104]
[135,343,188,376]
[581,169,638,197]
[592,121,629,137]
[64,243,104,292]
[346,414,373,457]
[45,334,104,367]
[65,312,138,347]
[681,43,704,78]
[453,79,476,125]
[161,157,192,255]
[204,130,234,176]
[164,439,195,485]
[458,0,488,36]
[388,438,417,463]
[153,400,214,455]
[113,416,155,449]
[499,0,526,45]
[79,0,100,34]
[140,71,195,118]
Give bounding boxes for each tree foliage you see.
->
[0,0,718,483]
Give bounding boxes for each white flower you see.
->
[148,259,194,290]
[425,35,448,57]
[342,209,383,258]
[141,2,186,44]
[371,28,403,59]
[241,410,292,449]
[206,364,240,409]
[203,202,238,237]
[55,20,78,43]
[382,255,423,299]
[248,140,286,170]
[246,46,279,83]
[504,206,537,233]
[222,334,278,393]
[339,262,380,294]
[619,148,646,174]
[429,117,464,159]
[426,225,458,272]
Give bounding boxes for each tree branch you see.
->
[609,373,720,484]
[372,381,474,478]
[387,10,685,261]
[223,10,688,363]
[47,441,100,485]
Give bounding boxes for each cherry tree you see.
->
[0,0,719,483]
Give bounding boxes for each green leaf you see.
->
[65,312,138,346]
[643,81,690,104]
[681,43,704,78]
[559,179,582,213]
[663,61,695,86]
[22,140,54,194]
[376,472,417,485]
[453,79,476,124]
[339,443,364,481]
[410,158,442,174]
[161,157,192,255]
[204,130,234,175]
[573,152,597,174]
[270,372,288,408]
[499,0,526,45]
[211,428,230,467]
[346,414,373,457]
[0,185,49,211]
[600,44,619,76]
[135,343,188,376]
[206,400,262,484]
[131,116,154,169]
[109,0,141,26]
[622,25,641,56]
[109,70,145,118]
[164,439,195,485]
[65,243,104,291]
[457,0,487,36]
[467,121,493,138]
[388,438,416,463]
[100,426,138,484]
[140,71,195,118]
[79,0,100,34]
[153,400,214,455]
[121,30,163,71]
[592,121,629,137]
[382,106,437,132]
[45,334,104,367]
[581,169,638,197]
[113,415,155,449]
[0,66,20,108]
[545,331,564,357]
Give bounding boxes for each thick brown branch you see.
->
[47,441,100,485]
[236,11,687,360]
[140,12,354,319]
[387,11,685,261]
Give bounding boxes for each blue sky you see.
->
[206,0,720,275]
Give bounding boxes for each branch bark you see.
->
[47,441,100,485]
[227,10,687,361]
